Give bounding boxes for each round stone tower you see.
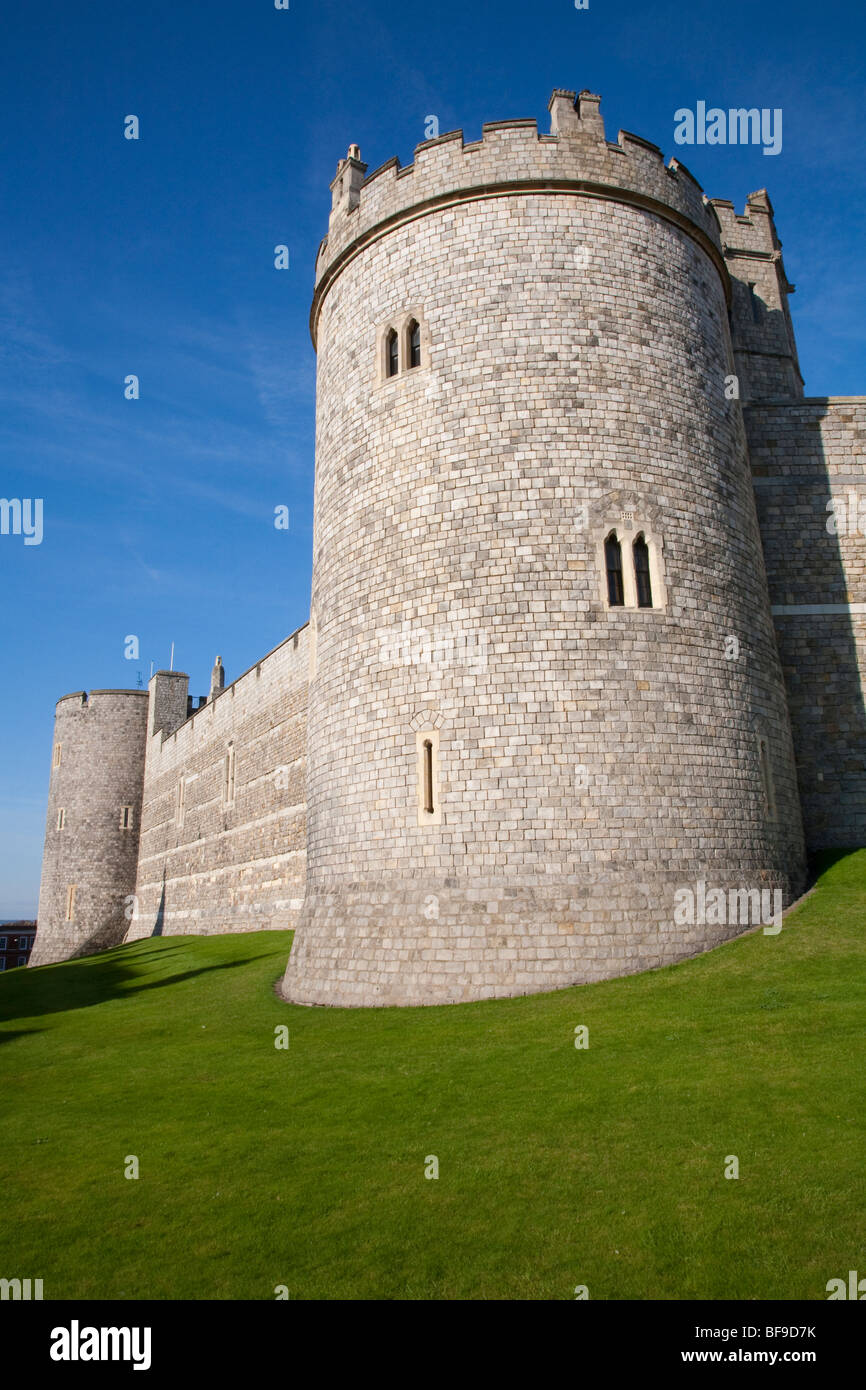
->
[281,88,806,1007]
[31,690,149,965]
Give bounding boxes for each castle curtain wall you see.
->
[747,398,866,848]
[126,627,309,942]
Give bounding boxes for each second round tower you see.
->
[31,690,148,966]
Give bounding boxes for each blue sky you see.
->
[1,0,863,916]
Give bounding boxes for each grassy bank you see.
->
[1,851,863,1299]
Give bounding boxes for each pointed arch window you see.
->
[386,329,399,378]
[379,314,426,383]
[633,534,653,608]
[408,320,421,368]
[605,532,624,607]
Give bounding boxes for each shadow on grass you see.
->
[0,942,261,1035]
[808,847,864,877]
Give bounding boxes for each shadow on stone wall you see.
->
[749,399,866,853]
[152,871,166,938]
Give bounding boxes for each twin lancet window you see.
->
[604,530,658,609]
[382,316,424,380]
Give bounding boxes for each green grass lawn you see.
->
[1,852,865,1300]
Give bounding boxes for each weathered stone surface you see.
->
[127,630,309,943]
[747,398,866,847]
[33,88,864,1002]
[32,691,149,965]
[282,90,808,1006]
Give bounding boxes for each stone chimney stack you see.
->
[548,89,580,136]
[576,90,605,137]
[547,89,605,141]
[210,655,225,701]
[329,145,368,228]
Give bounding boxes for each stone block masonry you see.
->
[747,399,866,847]
[32,86,864,1000]
[32,691,149,965]
[282,88,809,1007]
[126,626,309,942]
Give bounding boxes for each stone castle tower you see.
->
[31,691,149,965]
[31,89,866,1000]
[280,88,807,1006]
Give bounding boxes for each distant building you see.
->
[0,923,37,972]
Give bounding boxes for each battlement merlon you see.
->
[311,88,728,346]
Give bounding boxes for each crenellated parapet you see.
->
[711,188,787,259]
[312,88,727,345]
